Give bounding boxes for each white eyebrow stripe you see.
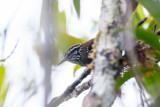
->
[68,44,81,53]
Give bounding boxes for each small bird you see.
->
[58,39,94,66]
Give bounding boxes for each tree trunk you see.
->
[83,0,137,107]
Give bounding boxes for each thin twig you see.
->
[65,79,91,101]
[47,68,91,107]
[0,39,19,62]
[140,88,145,107]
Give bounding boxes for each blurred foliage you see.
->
[73,64,82,76]
[53,0,85,53]
[52,0,86,74]
[73,0,80,18]
[40,0,160,105]
[57,33,85,55]
[38,0,160,105]
[115,64,160,99]
[153,51,160,61]
[50,0,160,100]
[0,59,5,62]
[135,28,160,50]
[115,70,134,91]
[34,0,86,65]
[155,96,160,107]
[0,65,9,107]
[115,4,144,92]
[141,65,160,99]
[0,40,18,63]
[115,2,160,102]
[40,0,160,102]
[137,0,160,24]
[132,4,145,27]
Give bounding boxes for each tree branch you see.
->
[40,0,55,106]
[83,0,138,107]
[47,68,91,107]
[65,79,91,101]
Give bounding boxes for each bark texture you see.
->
[83,0,137,107]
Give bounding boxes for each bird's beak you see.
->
[57,59,66,65]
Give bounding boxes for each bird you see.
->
[58,39,94,66]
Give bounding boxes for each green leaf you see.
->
[139,65,160,99]
[137,0,160,24]
[146,17,156,31]
[57,11,67,32]
[136,4,145,20]
[0,65,9,107]
[143,71,160,99]
[57,33,85,54]
[73,64,82,75]
[132,4,145,27]
[73,0,80,18]
[0,65,5,91]
[135,28,160,50]
[154,51,160,60]
[115,70,134,91]
[155,96,160,107]
[53,0,67,33]
[0,84,9,107]
[0,59,6,62]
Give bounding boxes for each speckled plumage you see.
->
[59,39,94,66]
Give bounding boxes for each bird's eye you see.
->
[73,50,77,55]
[71,55,76,60]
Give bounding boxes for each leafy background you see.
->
[0,0,160,107]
